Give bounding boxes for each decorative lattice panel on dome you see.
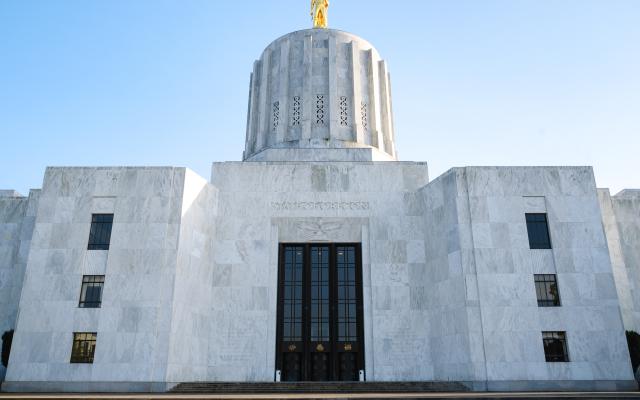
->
[339,96,348,126]
[316,95,325,125]
[272,101,280,132]
[291,96,301,126]
[360,101,368,131]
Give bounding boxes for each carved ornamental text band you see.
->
[271,201,370,211]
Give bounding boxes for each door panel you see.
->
[282,352,302,382]
[280,246,305,382]
[310,352,330,381]
[338,352,358,381]
[276,244,364,381]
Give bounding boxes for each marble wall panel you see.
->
[420,169,478,381]
[416,167,634,385]
[6,167,191,387]
[599,190,640,333]
[457,167,633,384]
[0,190,39,381]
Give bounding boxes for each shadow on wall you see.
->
[1,330,14,383]
[627,331,640,382]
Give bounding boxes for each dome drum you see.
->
[243,29,397,162]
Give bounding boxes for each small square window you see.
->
[88,214,113,250]
[526,213,552,249]
[70,332,97,363]
[542,331,569,362]
[535,274,561,307]
[78,275,105,308]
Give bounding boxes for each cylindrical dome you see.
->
[243,29,397,162]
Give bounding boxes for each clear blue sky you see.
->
[1,0,639,195]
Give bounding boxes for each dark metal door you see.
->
[276,244,364,381]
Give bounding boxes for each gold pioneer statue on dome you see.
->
[311,0,329,28]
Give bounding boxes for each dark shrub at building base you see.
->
[1,330,13,367]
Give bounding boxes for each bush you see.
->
[1,330,13,368]
[626,331,640,372]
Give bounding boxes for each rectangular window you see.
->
[88,214,113,250]
[542,331,569,362]
[78,275,105,308]
[535,274,561,307]
[282,246,304,342]
[70,332,97,363]
[337,246,358,342]
[526,213,552,249]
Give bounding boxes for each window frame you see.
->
[87,214,114,251]
[534,274,561,307]
[542,331,570,362]
[525,213,552,250]
[78,275,105,308]
[70,332,97,364]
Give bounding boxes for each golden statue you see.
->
[311,0,329,29]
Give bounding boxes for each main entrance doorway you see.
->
[276,244,365,381]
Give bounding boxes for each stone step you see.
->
[170,381,471,394]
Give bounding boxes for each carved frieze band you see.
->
[271,201,370,211]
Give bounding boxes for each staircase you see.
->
[170,381,471,394]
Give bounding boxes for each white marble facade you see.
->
[0,190,39,382]
[1,28,639,392]
[422,167,635,391]
[599,190,640,333]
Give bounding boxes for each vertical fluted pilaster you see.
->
[276,39,290,145]
[244,72,254,159]
[378,60,395,158]
[350,41,363,144]
[301,34,313,142]
[257,48,271,151]
[328,35,338,139]
[387,72,397,158]
[366,49,382,150]
[247,60,262,154]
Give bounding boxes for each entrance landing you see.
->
[170,382,471,393]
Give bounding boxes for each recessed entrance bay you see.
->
[276,244,364,381]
